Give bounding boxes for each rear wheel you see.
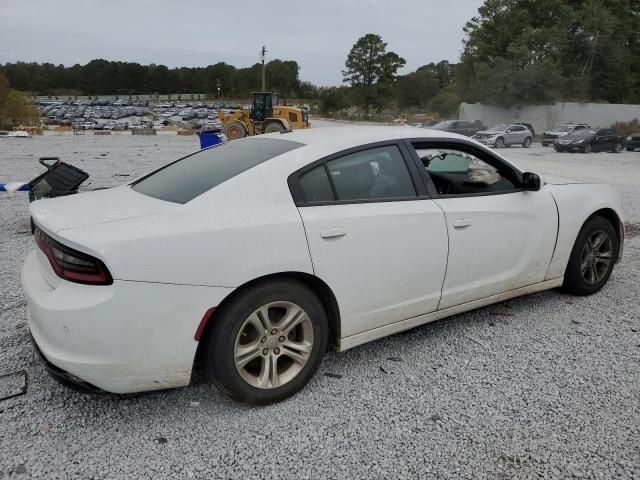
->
[562,216,618,296]
[205,280,328,404]
[522,137,532,148]
[264,122,285,134]
[613,142,623,153]
[494,137,505,148]
[223,121,247,140]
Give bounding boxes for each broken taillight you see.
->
[34,227,112,285]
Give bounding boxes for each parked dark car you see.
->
[515,122,536,137]
[430,120,486,136]
[626,133,640,151]
[542,124,591,146]
[554,128,626,153]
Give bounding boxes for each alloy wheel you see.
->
[580,230,613,285]
[495,137,504,148]
[234,301,314,389]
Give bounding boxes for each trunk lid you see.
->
[30,185,178,233]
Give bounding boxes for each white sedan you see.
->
[22,127,624,403]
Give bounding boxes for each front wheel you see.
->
[205,280,328,404]
[613,142,623,153]
[562,216,618,295]
[264,122,285,134]
[583,143,592,153]
[522,137,532,148]
[223,121,247,140]
[494,137,505,148]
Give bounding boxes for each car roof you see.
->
[263,125,467,150]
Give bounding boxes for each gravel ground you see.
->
[1,129,640,479]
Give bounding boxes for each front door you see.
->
[292,143,449,337]
[408,141,558,309]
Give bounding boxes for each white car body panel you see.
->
[21,126,624,393]
[544,183,623,280]
[23,250,233,393]
[299,200,448,337]
[434,189,558,309]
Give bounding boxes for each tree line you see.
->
[0,59,312,100]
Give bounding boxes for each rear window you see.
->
[132,137,303,203]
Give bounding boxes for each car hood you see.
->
[30,185,178,233]
[543,175,583,185]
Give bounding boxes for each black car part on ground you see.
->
[28,157,89,202]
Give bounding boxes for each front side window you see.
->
[289,112,298,123]
[414,147,518,196]
[132,137,303,204]
[326,145,416,201]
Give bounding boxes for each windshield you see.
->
[487,124,508,132]
[432,121,454,129]
[553,126,574,132]
[132,137,303,203]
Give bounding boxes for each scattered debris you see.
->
[430,414,443,422]
[113,173,131,177]
[490,312,514,317]
[0,370,27,401]
[155,437,167,444]
[386,356,403,362]
[324,373,342,379]
[379,366,388,374]
[465,336,489,349]
[14,464,27,474]
[189,401,200,407]
[571,320,581,325]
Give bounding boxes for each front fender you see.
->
[545,184,624,280]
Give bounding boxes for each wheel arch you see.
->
[586,207,623,247]
[192,271,341,377]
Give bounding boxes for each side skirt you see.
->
[337,278,564,352]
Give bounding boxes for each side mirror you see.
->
[522,172,541,191]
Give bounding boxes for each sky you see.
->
[0,0,484,86]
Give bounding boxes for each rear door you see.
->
[595,129,615,151]
[406,140,558,308]
[506,125,526,145]
[290,142,449,338]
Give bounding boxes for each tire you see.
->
[613,142,623,153]
[583,143,592,154]
[223,121,247,140]
[627,147,634,152]
[522,137,532,148]
[562,216,619,296]
[264,122,285,134]
[205,280,328,404]
[494,137,505,148]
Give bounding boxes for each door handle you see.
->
[453,219,471,228]
[320,227,347,239]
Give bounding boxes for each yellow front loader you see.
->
[217,92,309,140]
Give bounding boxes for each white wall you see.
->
[460,102,640,133]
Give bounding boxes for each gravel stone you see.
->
[1,128,639,479]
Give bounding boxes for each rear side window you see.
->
[326,145,416,201]
[299,166,334,202]
[132,138,303,203]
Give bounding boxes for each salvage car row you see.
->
[424,120,639,153]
